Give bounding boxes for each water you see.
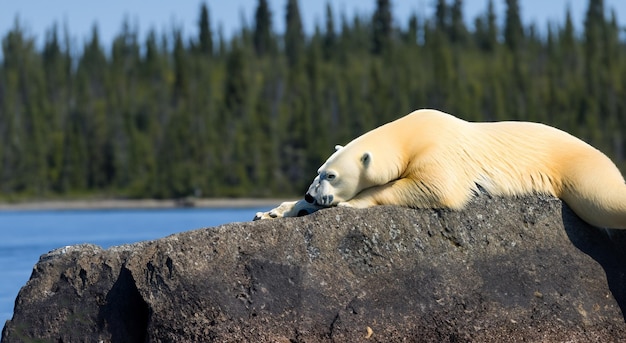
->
[0,207,269,328]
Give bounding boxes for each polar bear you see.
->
[254,109,626,229]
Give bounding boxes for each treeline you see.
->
[0,0,625,200]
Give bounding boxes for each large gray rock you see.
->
[3,194,626,342]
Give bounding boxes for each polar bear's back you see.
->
[371,110,625,214]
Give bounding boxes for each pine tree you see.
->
[372,0,393,54]
[323,2,336,60]
[223,42,248,118]
[110,19,142,190]
[42,23,72,192]
[561,6,577,69]
[404,13,418,45]
[449,0,468,45]
[1,21,48,194]
[504,0,524,51]
[285,0,304,67]
[435,0,448,33]
[474,0,498,52]
[132,29,168,197]
[253,0,273,57]
[197,3,213,57]
[582,0,606,127]
[221,40,251,193]
[75,21,109,180]
[172,29,189,102]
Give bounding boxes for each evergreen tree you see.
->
[42,23,72,192]
[449,0,468,45]
[583,0,606,74]
[197,3,213,57]
[561,6,577,69]
[78,25,107,86]
[323,2,336,60]
[109,20,135,189]
[285,0,304,67]
[221,40,251,193]
[504,0,524,51]
[172,29,189,102]
[435,0,448,33]
[404,14,418,45]
[72,26,111,190]
[486,0,498,49]
[372,0,393,54]
[223,42,248,118]
[474,0,498,52]
[582,0,606,126]
[253,0,273,57]
[42,23,71,105]
[1,21,48,194]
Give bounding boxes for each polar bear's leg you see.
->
[253,199,326,220]
[340,178,467,210]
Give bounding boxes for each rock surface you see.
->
[3,194,626,342]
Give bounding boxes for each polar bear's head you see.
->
[304,145,372,206]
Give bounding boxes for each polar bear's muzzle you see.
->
[305,178,335,206]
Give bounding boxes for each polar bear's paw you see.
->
[253,209,280,220]
[253,200,325,220]
[254,201,296,220]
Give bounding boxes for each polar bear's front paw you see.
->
[253,201,299,220]
[253,199,328,220]
[253,210,278,220]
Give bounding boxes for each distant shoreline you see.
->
[0,198,290,211]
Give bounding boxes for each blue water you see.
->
[0,207,269,328]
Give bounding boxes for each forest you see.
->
[0,0,624,200]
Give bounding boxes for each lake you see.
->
[0,206,270,327]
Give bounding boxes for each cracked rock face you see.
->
[3,194,626,342]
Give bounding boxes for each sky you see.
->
[1,0,625,52]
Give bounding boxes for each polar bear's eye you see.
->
[327,173,336,180]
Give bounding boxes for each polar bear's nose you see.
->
[305,193,315,203]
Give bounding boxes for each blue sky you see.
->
[1,0,625,50]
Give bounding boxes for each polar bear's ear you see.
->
[334,145,344,151]
[360,152,371,167]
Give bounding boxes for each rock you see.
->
[3,194,626,342]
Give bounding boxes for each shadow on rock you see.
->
[97,267,150,342]
[562,203,626,321]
